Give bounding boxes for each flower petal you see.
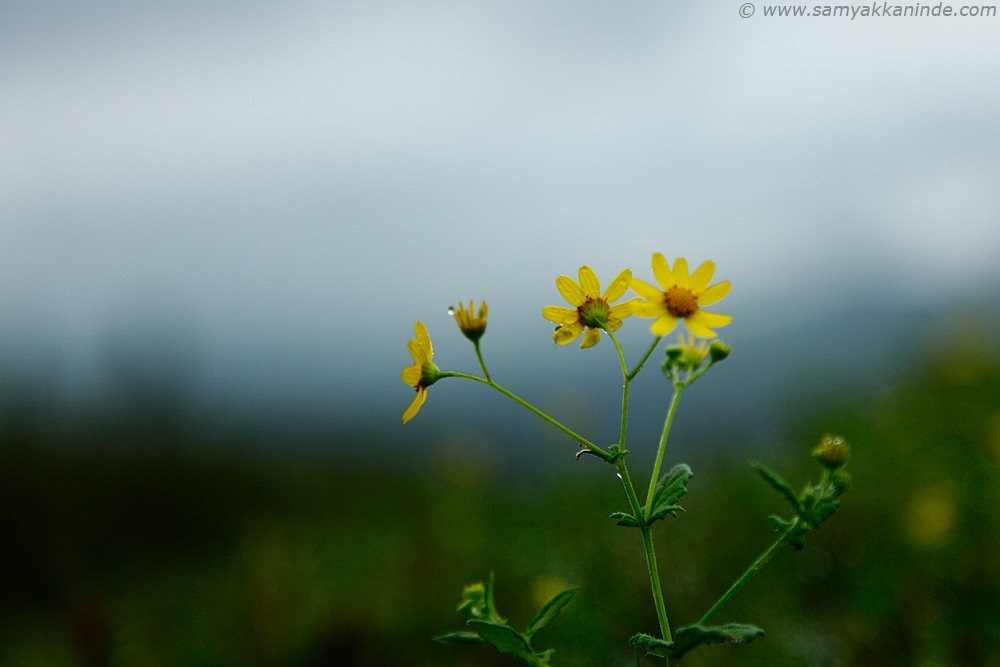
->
[556,275,587,306]
[407,339,427,364]
[402,387,426,423]
[605,317,623,332]
[401,365,422,386]
[650,313,679,336]
[652,253,675,290]
[552,322,584,345]
[610,297,640,318]
[636,300,665,317]
[415,321,432,359]
[697,281,731,306]
[685,310,732,338]
[672,258,691,287]
[542,305,580,324]
[689,260,716,293]
[578,265,601,297]
[630,278,663,302]
[603,268,632,302]
[580,327,602,348]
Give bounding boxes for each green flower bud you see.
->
[812,435,850,470]
[709,340,731,363]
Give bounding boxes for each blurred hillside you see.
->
[2,306,999,666]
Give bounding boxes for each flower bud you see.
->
[812,435,850,470]
[709,340,731,363]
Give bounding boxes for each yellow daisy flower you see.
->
[400,321,440,423]
[542,265,640,348]
[631,254,732,338]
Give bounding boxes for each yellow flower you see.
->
[450,300,488,342]
[678,333,709,366]
[400,321,439,423]
[542,265,640,348]
[631,254,732,338]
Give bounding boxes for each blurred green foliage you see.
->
[2,325,999,666]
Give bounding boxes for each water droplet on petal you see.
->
[447,307,456,316]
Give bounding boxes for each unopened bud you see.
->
[813,435,850,470]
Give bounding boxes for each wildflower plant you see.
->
[400,254,850,665]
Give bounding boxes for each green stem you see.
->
[606,331,631,449]
[627,336,663,381]
[473,340,492,383]
[698,530,792,626]
[442,372,612,462]
[640,524,672,642]
[644,387,684,519]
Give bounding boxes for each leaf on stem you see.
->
[526,587,578,638]
[468,620,533,657]
[750,461,801,512]
[631,623,765,660]
[649,463,694,521]
[434,632,485,644]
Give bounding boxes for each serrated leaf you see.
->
[434,632,485,644]
[610,511,643,527]
[652,463,693,510]
[468,620,532,658]
[631,623,765,660]
[526,587,577,638]
[750,461,801,512]
[648,504,685,522]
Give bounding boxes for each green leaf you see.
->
[648,504,685,522]
[526,587,578,638]
[631,624,765,660]
[610,511,643,527]
[434,632,485,644]
[652,463,694,513]
[750,461,801,512]
[468,620,532,658]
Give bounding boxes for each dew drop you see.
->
[447,307,456,316]
[616,472,622,479]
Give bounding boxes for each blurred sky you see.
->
[2,1,1000,435]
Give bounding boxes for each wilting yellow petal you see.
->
[689,260,716,293]
[652,253,675,291]
[556,275,587,307]
[542,305,580,325]
[650,313,680,336]
[578,265,601,297]
[401,365,422,386]
[698,281,731,306]
[580,327,602,348]
[603,268,632,302]
[402,387,427,423]
[552,321,584,345]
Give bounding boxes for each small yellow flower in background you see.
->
[678,333,709,367]
[631,254,732,338]
[542,265,640,348]
[400,321,440,423]
[450,300,488,342]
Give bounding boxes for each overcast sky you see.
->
[3,1,999,423]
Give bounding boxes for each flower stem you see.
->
[627,336,663,381]
[698,529,792,626]
[473,340,492,383]
[644,387,683,519]
[442,372,612,462]
[640,524,672,643]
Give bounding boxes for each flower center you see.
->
[663,286,699,318]
[577,297,611,329]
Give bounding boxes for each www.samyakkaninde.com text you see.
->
[758,2,996,16]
